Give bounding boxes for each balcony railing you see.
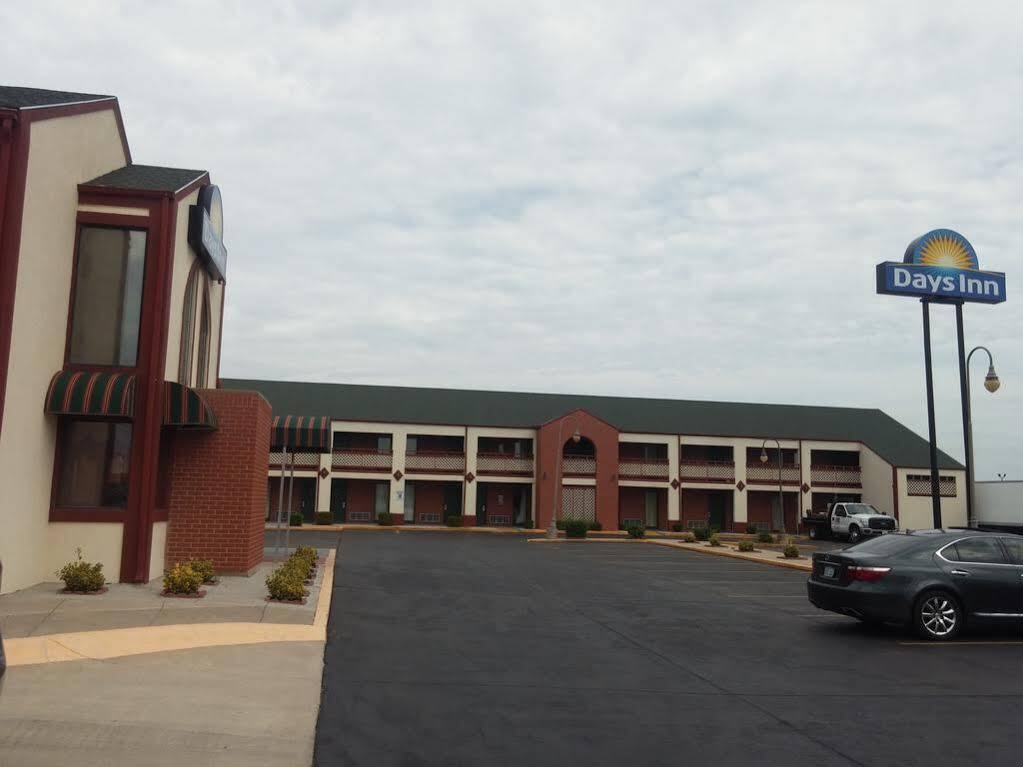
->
[810,464,862,487]
[476,452,534,476]
[269,451,320,469]
[680,459,735,483]
[618,457,670,480]
[332,449,393,472]
[562,455,597,476]
[746,463,801,484]
[405,451,466,474]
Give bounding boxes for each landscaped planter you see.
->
[60,586,108,595]
[265,595,308,606]
[161,589,208,599]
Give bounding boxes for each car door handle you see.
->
[951,569,971,577]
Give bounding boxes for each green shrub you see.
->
[315,511,333,525]
[294,544,317,561]
[377,512,394,526]
[671,522,684,532]
[188,558,216,584]
[708,534,722,547]
[564,519,589,539]
[737,540,756,552]
[757,531,775,544]
[588,521,602,531]
[266,565,308,601]
[626,523,646,539]
[693,526,710,541]
[521,518,534,529]
[746,524,758,535]
[445,516,463,528]
[56,548,105,593]
[289,513,303,527]
[783,543,800,559]
[163,562,203,595]
[556,519,568,531]
[680,532,696,543]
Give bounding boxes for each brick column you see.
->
[165,389,272,575]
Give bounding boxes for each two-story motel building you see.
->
[225,379,967,535]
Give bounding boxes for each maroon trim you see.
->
[50,508,126,523]
[892,466,899,522]
[153,508,169,522]
[75,211,150,227]
[0,114,28,444]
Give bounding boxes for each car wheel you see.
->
[914,591,962,641]
[848,525,861,543]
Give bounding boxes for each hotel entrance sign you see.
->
[188,184,227,283]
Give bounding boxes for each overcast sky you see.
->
[4,2,1021,478]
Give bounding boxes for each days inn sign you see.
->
[876,229,1006,304]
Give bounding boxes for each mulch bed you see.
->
[60,586,108,595]
[160,589,208,599]
[265,596,308,606]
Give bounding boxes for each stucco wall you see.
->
[164,190,199,383]
[148,520,167,581]
[896,468,967,530]
[859,445,895,517]
[0,108,127,593]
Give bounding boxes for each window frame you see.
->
[49,415,134,522]
[63,222,152,372]
[938,536,1011,566]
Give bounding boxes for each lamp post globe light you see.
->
[547,422,582,539]
[963,346,1001,528]
[760,439,785,536]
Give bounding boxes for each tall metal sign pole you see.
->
[876,230,1006,528]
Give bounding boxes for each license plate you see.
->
[823,565,837,579]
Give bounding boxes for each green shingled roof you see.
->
[221,378,963,470]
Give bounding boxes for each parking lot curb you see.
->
[645,539,813,571]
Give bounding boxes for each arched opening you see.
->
[560,435,596,524]
[177,261,202,384]
[196,283,211,388]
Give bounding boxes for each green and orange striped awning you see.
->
[163,381,217,430]
[271,415,330,453]
[45,370,136,417]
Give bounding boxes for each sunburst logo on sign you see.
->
[904,229,978,270]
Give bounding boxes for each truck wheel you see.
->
[914,591,962,641]
[848,525,861,543]
[808,525,819,540]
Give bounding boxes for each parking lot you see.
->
[314,531,1023,766]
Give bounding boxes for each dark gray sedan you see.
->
[808,530,1023,640]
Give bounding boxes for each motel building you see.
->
[0,85,966,595]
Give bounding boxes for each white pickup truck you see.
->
[802,502,898,542]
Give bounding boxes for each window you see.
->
[55,421,132,508]
[999,537,1023,565]
[949,537,1006,565]
[68,227,147,366]
[374,483,389,517]
[178,264,199,383]
[376,435,392,453]
[403,483,415,522]
[906,474,957,497]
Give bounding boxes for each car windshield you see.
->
[845,534,923,555]
[844,504,880,516]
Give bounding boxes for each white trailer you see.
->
[975,481,1022,530]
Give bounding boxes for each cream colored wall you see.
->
[164,190,200,383]
[896,468,967,531]
[148,521,167,581]
[859,446,894,516]
[45,523,123,585]
[204,278,224,384]
[0,108,127,593]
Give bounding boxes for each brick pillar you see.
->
[165,389,272,575]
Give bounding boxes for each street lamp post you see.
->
[547,419,582,539]
[962,345,1000,528]
[760,439,785,536]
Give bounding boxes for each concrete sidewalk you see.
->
[0,641,323,767]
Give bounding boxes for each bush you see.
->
[757,531,775,544]
[783,543,800,559]
[680,532,696,543]
[626,523,646,539]
[188,558,216,584]
[315,511,333,525]
[266,565,308,601]
[564,519,589,539]
[588,521,602,531]
[693,526,710,541]
[521,519,534,529]
[289,513,303,527]
[671,522,684,532]
[163,562,203,595]
[708,534,722,547]
[445,516,463,528]
[737,540,756,552]
[377,512,394,526]
[294,544,318,562]
[746,523,758,535]
[57,548,105,593]
[556,519,568,531]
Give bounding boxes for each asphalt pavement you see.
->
[314,531,1023,767]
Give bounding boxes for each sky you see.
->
[4,1,1021,479]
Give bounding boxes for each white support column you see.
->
[667,438,680,522]
[389,428,408,519]
[799,440,814,517]
[733,445,748,525]
[316,451,331,514]
[464,428,478,523]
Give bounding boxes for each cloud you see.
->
[3,1,1021,478]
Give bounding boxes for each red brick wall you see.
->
[479,482,525,526]
[166,389,271,574]
[536,410,619,531]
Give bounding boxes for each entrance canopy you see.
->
[163,381,217,430]
[45,370,135,417]
[271,415,330,453]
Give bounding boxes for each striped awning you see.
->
[271,415,330,453]
[163,381,217,430]
[45,370,136,417]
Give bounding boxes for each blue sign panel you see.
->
[876,229,1006,304]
